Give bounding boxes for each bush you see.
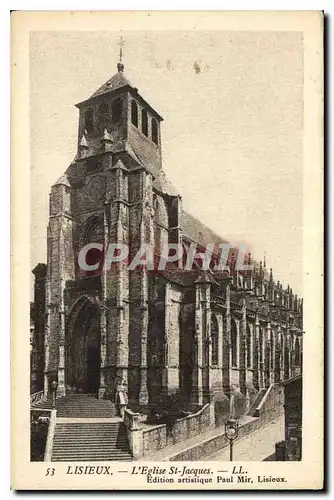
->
[146,392,189,432]
[31,420,49,461]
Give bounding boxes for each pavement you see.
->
[141,415,257,461]
[205,414,285,461]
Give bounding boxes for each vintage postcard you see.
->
[11,10,323,490]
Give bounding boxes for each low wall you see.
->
[143,424,167,456]
[168,384,284,461]
[255,383,284,424]
[124,402,215,459]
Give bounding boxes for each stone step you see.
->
[51,420,132,462]
[52,445,129,450]
[53,437,128,442]
[52,455,131,462]
[52,449,131,456]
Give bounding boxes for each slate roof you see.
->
[77,70,163,121]
[89,72,133,99]
[181,211,229,251]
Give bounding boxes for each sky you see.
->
[30,30,303,296]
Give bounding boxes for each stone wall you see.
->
[143,425,167,456]
[125,402,214,458]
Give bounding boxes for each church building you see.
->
[31,56,303,419]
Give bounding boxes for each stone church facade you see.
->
[31,60,303,416]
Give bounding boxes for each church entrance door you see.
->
[86,344,100,394]
[66,297,101,395]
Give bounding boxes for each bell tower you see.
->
[75,51,163,179]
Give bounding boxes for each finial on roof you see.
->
[117,35,125,73]
[259,260,264,278]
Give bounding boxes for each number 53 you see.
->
[45,468,55,476]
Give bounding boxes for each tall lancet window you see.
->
[259,328,263,365]
[231,320,238,368]
[84,108,94,133]
[246,324,252,368]
[295,337,300,366]
[142,109,148,136]
[151,118,158,144]
[98,103,109,132]
[211,314,219,366]
[112,97,122,123]
[131,100,138,127]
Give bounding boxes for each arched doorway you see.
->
[66,297,101,394]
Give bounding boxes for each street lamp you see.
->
[51,380,58,408]
[225,418,239,461]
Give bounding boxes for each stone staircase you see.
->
[33,394,132,461]
[247,388,267,417]
[33,393,118,418]
[51,421,132,462]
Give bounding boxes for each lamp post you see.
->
[51,380,58,409]
[225,418,239,461]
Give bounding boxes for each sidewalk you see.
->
[205,414,284,461]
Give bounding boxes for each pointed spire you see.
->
[79,134,88,149]
[54,174,70,188]
[78,134,89,158]
[246,252,253,291]
[268,268,274,302]
[101,128,113,143]
[264,252,267,269]
[259,260,264,278]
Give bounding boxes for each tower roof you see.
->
[89,71,134,100]
[53,174,71,188]
[75,65,163,120]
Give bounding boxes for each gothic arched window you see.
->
[141,109,148,136]
[231,321,237,368]
[98,103,109,132]
[83,215,104,247]
[295,337,300,366]
[84,108,94,134]
[270,331,274,369]
[151,118,158,144]
[131,100,138,127]
[259,328,263,364]
[112,97,122,123]
[81,215,104,276]
[246,324,252,368]
[211,314,219,366]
